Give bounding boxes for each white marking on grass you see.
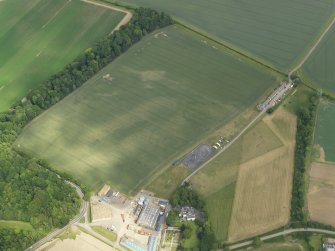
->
[291,89,297,96]
[0,85,5,91]
[154,32,168,38]
[36,51,43,57]
[42,0,71,29]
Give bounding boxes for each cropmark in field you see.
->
[16,25,279,194]
[190,108,296,242]
[108,0,335,72]
[0,0,125,111]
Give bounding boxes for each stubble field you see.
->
[16,25,279,194]
[190,108,296,242]
[308,162,335,226]
[108,0,335,72]
[0,0,124,111]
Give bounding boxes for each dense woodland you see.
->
[0,8,173,250]
[167,183,217,250]
[290,93,318,222]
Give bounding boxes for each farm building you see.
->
[148,236,158,251]
[324,243,335,251]
[120,238,147,251]
[137,203,161,230]
[158,200,169,209]
[179,206,198,221]
[98,184,111,197]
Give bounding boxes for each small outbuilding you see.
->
[98,184,111,197]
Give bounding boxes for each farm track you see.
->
[227,228,335,250]
[289,15,335,78]
[183,109,266,183]
[184,14,335,184]
[81,0,133,32]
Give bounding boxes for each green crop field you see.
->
[314,102,335,162]
[16,25,279,194]
[0,0,124,112]
[204,182,236,242]
[301,25,335,94]
[108,0,335,72]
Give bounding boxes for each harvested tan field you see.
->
[308,162,335,226]
[91,202,113,222]
[228,108,296,242]
[37,227,114,251]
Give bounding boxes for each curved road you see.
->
[25,181,87,251]
[228,228,335,250]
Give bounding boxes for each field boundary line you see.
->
[174,19,285,76]
[81,0,133,33]
[42,0,71,29]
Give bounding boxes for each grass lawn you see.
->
[91,226,117,242]
[0,220,33,231]
[0,0,124,111]
[314,101,335,162]
[145,164,190,199]
[180,222,199,249]
[16,25,279,194]
[108,0,335,72]
[301,24,335,94]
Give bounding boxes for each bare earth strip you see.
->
[81,0,132,32]
[37,227,114,251]
[308,162,335,226]
[228,108,296,242]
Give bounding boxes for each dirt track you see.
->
[81,0,133,32]
[289,15,335,77]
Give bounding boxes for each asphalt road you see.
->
[24,181,87,251]
[228,228,335,250]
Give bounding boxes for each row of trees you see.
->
[0,8,173,250]
[167,183,218,250]
[290,93,318,222]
